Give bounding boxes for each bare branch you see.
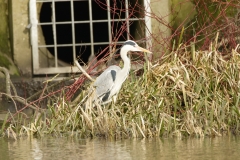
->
[75,60,95,82]
[2,93,39,111]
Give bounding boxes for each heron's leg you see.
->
[112,94,118,104]
[101,99,112,105]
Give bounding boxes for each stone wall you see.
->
[0,0,19,77]
[0,0,10,55]
[150,0,171,58]
[10,0,32,76]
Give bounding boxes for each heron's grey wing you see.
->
[93,65,121,101]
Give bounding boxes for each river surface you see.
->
[0,136,239,160]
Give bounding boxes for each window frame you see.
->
[30,0,151,75]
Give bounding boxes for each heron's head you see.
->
[122,40,152,54]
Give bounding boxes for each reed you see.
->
[2,46,240,139]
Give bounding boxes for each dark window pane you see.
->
[56,24,72,44]
[93,23,109,42]
[55,2,71,22]
[40,2,52,23]
[40,24,54,45]
[57,46,73,64]
[92,1,108,20]
[76,45,91,65]
[112,22,128,41]
[129,20,145,40]
[110,1,126,19]
[128,0,144,18]
[75,23,91,43]
[74,1,89,21]
[94,45,109,60]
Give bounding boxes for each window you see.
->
[30,0,151,75]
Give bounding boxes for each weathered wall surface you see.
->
[0,0,11,55]
[10,0,32,76]
[171,0,196,30]
[150,0,171,58]
[150,0,197,58]
[0,0,19,77]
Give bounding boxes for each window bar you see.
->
[52,0,58,67]
[38,18,142,25]
[88,0,94,58]
[125,0,130,40]
[107,0,112,53]
[70,0,76,62]
[38,41,127,48]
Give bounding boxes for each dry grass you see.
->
[2,45,240,139]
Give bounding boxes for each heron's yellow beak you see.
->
[136,46,152,53]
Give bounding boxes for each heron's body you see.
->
[94,65,121,104]
[93,40,151,104]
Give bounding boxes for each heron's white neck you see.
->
[120,47,131,77]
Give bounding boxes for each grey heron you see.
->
[93,40,152,104]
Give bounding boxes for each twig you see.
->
[2,93,39,110]
[27,76,73,101]
[0,67,18,96]
[71,86,95,106]
[43,74,59,83]
[75,60,95,82]
[10,81,17,96]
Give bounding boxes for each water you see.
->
[0,136,239,160]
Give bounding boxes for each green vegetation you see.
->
[1,45,240,139]
[0,54,19,76]
[0,1,11,55]
[0,54,11,69]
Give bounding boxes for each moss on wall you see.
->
[171,0,239,51]
[0,54,11,69]
[0,53,19,76]
[171,0,196,31]
[0,0,11,55]
[0,0,19,76]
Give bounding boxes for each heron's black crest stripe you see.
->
[110,70,117,81]
[123,40,136,47]
[102,91,110,102]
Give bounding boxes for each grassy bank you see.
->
[1,47,240,139]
